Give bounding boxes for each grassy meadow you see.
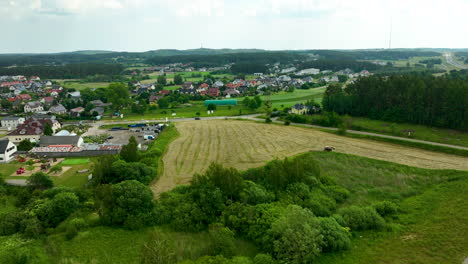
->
[1,151,466,263]
[344,116,468,148]
[152,119,468,195]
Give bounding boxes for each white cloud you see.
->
[1,0,468,52]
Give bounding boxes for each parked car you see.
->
[195,117,201,120]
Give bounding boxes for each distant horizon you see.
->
[1,47,468,55]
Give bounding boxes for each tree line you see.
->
[323,74,468,130]
[146,52,305,67]
[0,63,124,79]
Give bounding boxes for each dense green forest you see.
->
[0,63,124,79]
[230,63,268,74]
[0,49,269,67]
[322,73,468,130]
[146,52,306,67]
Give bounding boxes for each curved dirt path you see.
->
[151,120,468,196]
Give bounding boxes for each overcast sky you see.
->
[1,0,468,53]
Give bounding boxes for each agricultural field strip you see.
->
[151,120,468,195]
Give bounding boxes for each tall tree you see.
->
[173,74,183,85]
[107,83,130,111]
[120,136,139,162]
[157,75,167,86]
[43,122,53,136]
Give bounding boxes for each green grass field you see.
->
[55,80,110,90]
[345,116,468,148]
[103,103,258,121]
[61,158,90,166]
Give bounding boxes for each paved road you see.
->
[67,114,468,151]
[443,52,467,69]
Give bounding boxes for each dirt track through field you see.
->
[151,120,468,196]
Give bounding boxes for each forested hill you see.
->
[0,49,268,67]
[145,52,306,67]
[0,63,124,79]
[323,73,468,131]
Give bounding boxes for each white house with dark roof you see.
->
[0,139,17,163]
[24,101,44,113]
[48,104,67,115]
[1,116,25,130]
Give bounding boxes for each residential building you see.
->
[48,104,67,115]
[1,116,25,130]
[70,107,85,117]
[289,104,310,115]
[0,139,17,163]
[7,118,61,143]
[24,101,44,113]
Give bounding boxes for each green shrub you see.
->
[4,247,32,264]
[265,118,272,123]
[253,254,276,264]
[284,120,290,126]
[373,201,398,217]
[338,206,385,231]
[240,181,275,205]
[323,185,350,203]
[337,123,347,135]
[318,217,351,252]
[209,223,236,257]
[0,211,23,235]
[20,217,44,238]
[304,190,336,217]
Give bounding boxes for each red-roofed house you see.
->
[159,90,170,95]
[16,94,32,101]
[41,97,54,105]
[8,98,15,102]
[206,88,220,97]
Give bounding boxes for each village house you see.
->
[48,104,67,115]
[90,107,105,116]
[296,68,320,76]
[41,96,55,106]
[15,94,31,101]
[224,89,240,98]
[213,81,224,88]
[1,116,25,130]
[70,107,85,117]
[68,91,81,101]
[182,82,194,90]
[24,101,44,113]
[149,95,163,105]
[289,104,311,115]
[7,117,61,143]
[0,139,17,163]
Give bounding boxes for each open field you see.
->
[55,80,110,90]
[346,116,468,148]
[151,120,468,195]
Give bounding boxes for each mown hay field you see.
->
[151,120,468,195]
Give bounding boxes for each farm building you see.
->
[204,100,237,106]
